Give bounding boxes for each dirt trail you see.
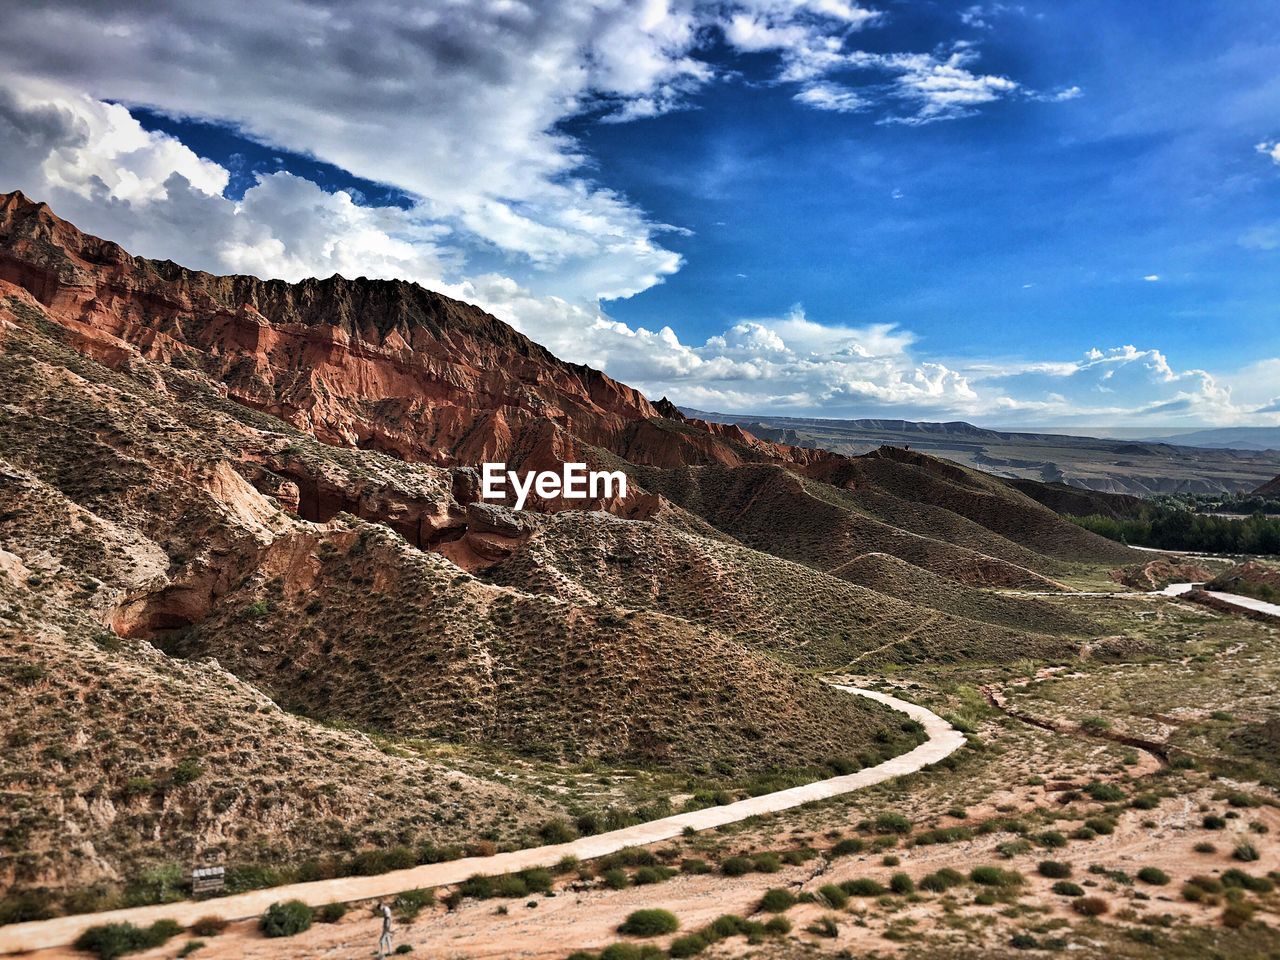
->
[0,687,964,955]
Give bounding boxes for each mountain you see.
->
[686,407,1280,496]
[1140,427,1280,451]
[0,190,1130,908]
[1253,474,1280,497]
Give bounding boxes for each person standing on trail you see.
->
[376,900,393,958]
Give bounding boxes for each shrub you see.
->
[74,920,183,959]
[190,916,228,937]
[602,868,630,890]
[840,877,885,896]
[538,819,579,844]
[395,947,413,955]
[668,933,709,957]
[1038,861,1071,879]
[1203,815,1227,830]
[1084,818,1115,836]
[600,944,665,960]
[393,888,435,920]
[618,909,679,937]
[1233,841,1260,862]
[889,872,914,895]
[1052,881,1084,897]
[970,866,1023,887]
[680,858,711,875]
[817,883,849,909]
[764,916,792,935]
[720,856,753,877]
[170,759,204,785]
[1080,716,1111,733]
[1222,869,1274,893]
[1071,827,1097,841]
[316,902,348,924]
[1036,831,1067,849]
[759,888,797,913]
[920,868,964,892]
[177,942,204,958]
[913,826,973,845]
[1131,794,1159,810]
[259,900,312,938]
[1222,902,1256,929]
[1137,867,1169,885]
[1193,841,1217,853]
[751,852,782,873]
[632,866,675,886]
[874,812,912,834]
[830,837,865,857]
[806,916,839,938]
[1073,896,1108,917]
[1084,782,1125,802]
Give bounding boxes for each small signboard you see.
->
[191,865,225,898]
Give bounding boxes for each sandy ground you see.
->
[0,687,964,955]
[23,781,1272,960]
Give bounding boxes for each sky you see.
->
[0,0,1278,431]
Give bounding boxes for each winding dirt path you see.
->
[0,687,964,955]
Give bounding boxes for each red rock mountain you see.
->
[1255,474,1280,497]
[0,190,819,480]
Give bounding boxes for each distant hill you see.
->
[684,408,1280,497]
[1138,427,1280,451]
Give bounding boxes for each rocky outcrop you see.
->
[0,190,824,483]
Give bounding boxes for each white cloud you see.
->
[1256,141,1280,165]
[1143,274,1160,281]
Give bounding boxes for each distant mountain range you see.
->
[683,409,1280,497]
[1138,427,1280,451]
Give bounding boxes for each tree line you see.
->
[1070,508,1280,555]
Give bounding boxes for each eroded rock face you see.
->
[0,190,823,483]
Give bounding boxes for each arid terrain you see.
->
[1,193,1276,960]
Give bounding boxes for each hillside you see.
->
[0,193,1126,916]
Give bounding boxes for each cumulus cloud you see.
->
[1256,141,1280,165]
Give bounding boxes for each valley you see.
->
[0,193,1276,960]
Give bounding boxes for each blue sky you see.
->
[1,0,1278,429]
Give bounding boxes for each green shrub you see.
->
[1038,861,1071,879]
[840,877,885,896]
[806,916,839,938]
[177,942,204,958]
[190,916,228,936]
[913,826,974,846]
[632,866,675,886]
[759,888,797,913]
[764,916,792,935]
[874,812,912,834]
[1073,896,1108,917]
[889,872,914,894]
[1084,818,1115,836]
[1036,831,1067,849]
[830,837,865,856]
[602,868,630,890]
[680,858,710,875]
[1203,815,1227,830]
[1234,841,1260,862]
[1222,902,1256,928]
[1131,794,1159,810]
[393,888,434,919]
[599,944,665,960]
[751,852,782,873]
[1137,867,1169,885]
[73,920,182,959]
[1084,782,1125,802]
[1222,869,1274,893]
[668,933,709,957]
[259,900,312,938]
[920,868,964,892]
[538,819,579,844]
[1052,881,1084,897]
[720,856,753,877]
[970,866,1023,887]
[618,909,679,936]
[817,883,849,909]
